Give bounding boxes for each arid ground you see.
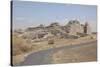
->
[52,41,97,64]
[12,34,97,66]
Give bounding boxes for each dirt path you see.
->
[15,40,97,66]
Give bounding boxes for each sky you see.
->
[12,1,97,32]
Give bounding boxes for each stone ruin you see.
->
[84,22,91,34]
[13,20,92,40]
[65,20,91,36]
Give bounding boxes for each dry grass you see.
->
[12,35,35,65]
[12,35,33,56]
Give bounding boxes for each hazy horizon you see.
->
[12,1,97,32]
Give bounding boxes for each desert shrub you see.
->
[51,29,59,36]
[12,47,23,56]
[92,32,97,34]
[76,32,87,37]
[64,35,79,39]
[77,33,87,37]
[48,39,54,44]
[38,34,45,38]
[12,35,32,56]
[90,36,94,39]
[70,35,79,39]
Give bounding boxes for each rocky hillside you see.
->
[13,20,91,41]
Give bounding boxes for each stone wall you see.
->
[84,22,91,34]
[65,20,84,35]
[64,20,91,35]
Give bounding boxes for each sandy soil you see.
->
[12,54,25,65]
[12,34,97,65]
[52,41,97,64]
